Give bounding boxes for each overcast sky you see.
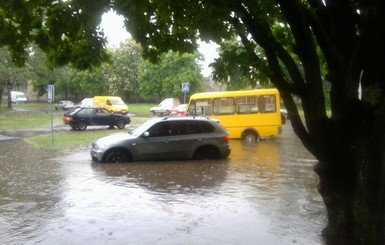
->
[100,11,218,77]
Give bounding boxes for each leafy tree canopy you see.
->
[0,0,110,69]
[210,38,271,90]
[139,51,203,101]
[103,38,143,101]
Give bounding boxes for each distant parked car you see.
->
[171,104,188,116]
[90,116,231,163]
[64,98,93,111]
[55,100,74,110]
[150,98,180,116]
[63,107,131,131]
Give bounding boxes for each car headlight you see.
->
[92,142,107,151]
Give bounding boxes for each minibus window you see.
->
[258,95,276,113]
[192,99,212,116]
[213,97,235,115]
[236,96,258,114]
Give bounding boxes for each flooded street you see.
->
[0,123,326,244]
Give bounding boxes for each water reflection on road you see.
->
[0,123,326,244]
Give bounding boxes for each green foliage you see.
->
[0,0,111,69]
[0,48,32,107]
[210,39,271,89]
[139,51,203,101]
[0,48,30,88]
[104,39,143,101]
[68,67,105,98]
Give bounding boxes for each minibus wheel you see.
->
[242,131,259,144]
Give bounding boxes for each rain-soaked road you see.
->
[0,122,326,245]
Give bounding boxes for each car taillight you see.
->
[64,116,72,122]
[223,134,229,142]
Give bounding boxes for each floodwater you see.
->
[0,122,326,245]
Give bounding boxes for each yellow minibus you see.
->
[186,89,282,143]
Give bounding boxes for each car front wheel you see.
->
[105,151,128,163]
[116,120,126,129]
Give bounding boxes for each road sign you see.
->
[182,82,190,93]
[47,85,55,103]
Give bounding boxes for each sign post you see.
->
[47,85,55,145]
[181,82,190,104]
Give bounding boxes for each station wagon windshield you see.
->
[130,119,158,136]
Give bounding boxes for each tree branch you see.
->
[232,3,314,150]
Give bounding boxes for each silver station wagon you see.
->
[91,116,231,163]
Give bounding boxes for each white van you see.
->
[150,98,180,116]
[79,98,93,107]
[10,91,28,103]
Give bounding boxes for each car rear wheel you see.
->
[77,121,87,131]
[105,151,128,163]
[194,147,219,160]
[116,120,126,129]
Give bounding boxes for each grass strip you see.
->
[24,128,125,150]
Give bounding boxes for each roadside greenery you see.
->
[1,39,204,108]
[24,129,123,150]
[23,115,150,149]
[0,113,62,129]
[0,103,154,130]
[0,103,152,149]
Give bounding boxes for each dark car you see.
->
[64,107,131,131]
[90,116,231,163]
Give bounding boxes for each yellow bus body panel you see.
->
[187,89,282,139]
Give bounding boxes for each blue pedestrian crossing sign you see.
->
[182,82,190,93]
[47,84,55,103]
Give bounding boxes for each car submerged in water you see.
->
[63,107,131,131]
[90,116,231,163]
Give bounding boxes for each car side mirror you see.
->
[142,131,150,137]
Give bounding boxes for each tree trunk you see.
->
[313,121,385,244]
[7,88,12,109]
[0,88,3,106]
